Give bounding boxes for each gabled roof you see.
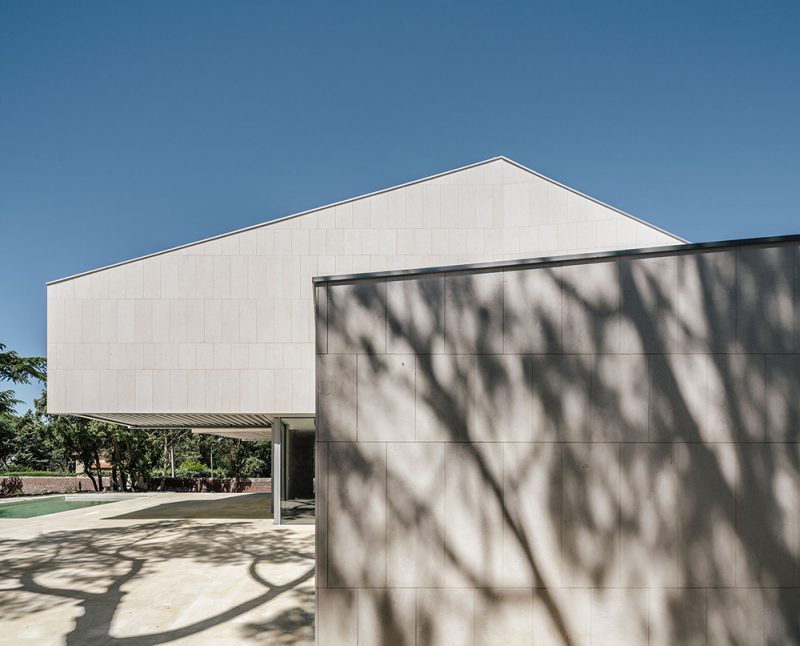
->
[47,155,686,285]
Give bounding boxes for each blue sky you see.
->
[2,0,799,410]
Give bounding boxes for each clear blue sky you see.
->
[2,0,799,410]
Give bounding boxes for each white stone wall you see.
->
[47,158,681,417]
[315,240,800,645]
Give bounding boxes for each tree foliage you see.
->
[0,413,17,467]
[0,342,46,416]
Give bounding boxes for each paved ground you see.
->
[0,493,315,645]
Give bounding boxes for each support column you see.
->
[272,418,284,525]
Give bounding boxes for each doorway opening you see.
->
[273,417,315,525]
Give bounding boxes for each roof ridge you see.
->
[47,155,685,285]
[47,156,504,285]
[497,156,688,244]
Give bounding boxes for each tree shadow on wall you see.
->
[319,243,800,645]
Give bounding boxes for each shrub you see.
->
[175,459,210,477]
[241,456,269,478]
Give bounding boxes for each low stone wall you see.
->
[0,475,95,496]
[0,476,272,496]
[145,477,272,494]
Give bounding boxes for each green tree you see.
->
[11,408,52,470]
[7,393,67,472]
[176,459,210,477]
[50,414,111,491]
[108,427,161,490]
[0,412,17,467]
[156,429,192,489]
[241,455,269,478]
[0,343,46,416]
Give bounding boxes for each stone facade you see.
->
[315,239,800,645]
[47,158,680,422]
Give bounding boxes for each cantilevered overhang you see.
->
[85,412,273,430]
[192,427,272,441]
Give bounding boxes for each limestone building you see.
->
[47,156,682,523]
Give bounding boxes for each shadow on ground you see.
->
[0,504,313,645]
[280,498,315,525]
[111,493,273,520]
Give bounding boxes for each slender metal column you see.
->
[272,418,284,525]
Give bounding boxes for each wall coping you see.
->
[313,233,800,285]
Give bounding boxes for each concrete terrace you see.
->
[0,493,314,645]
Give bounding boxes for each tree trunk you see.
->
[94,451,104,491]
[83,461,98,491]
[121,456,128,490]
[110,438,119,491]
[159,436,169,491]
[231,439,242,492]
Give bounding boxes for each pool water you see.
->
[0,496,115,519]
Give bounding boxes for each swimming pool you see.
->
[0,496,119,519]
